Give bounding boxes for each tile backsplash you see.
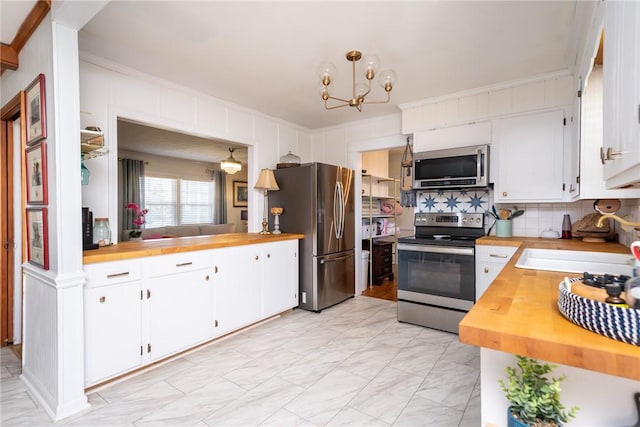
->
[415,190,639,246]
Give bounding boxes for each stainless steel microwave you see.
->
[413,144,489,190]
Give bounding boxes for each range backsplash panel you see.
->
[416,189,490,214]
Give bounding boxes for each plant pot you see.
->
[507,407,530,427]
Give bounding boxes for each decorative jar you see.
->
[93,218,111,246]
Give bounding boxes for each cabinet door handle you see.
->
[255,256,259,261]
[600,146,622,164]
[99,296,106,303]
[267,253,271,258]
[205,275,210,281]
[147,289,151,299]
[502,192,508,197]
[106,272,130,278]
[214,266,218,274]
[489,254,508,258]
[176,262,193,267]
[483,267,489,273]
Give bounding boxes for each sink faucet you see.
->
[596,213,640,236]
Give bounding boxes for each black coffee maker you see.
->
[82,207,99,250]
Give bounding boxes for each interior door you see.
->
[1,93,22,348]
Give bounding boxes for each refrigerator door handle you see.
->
[320,254,352,264]
[338,181,344,239]
[333,182,341,239]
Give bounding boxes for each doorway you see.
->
[1,93,24,350]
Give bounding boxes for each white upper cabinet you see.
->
[602,0,640,188]
[492,110,565,203]
[413,122,491,152]
[580,67,640,198]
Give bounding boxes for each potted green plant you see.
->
[499,355,579,427]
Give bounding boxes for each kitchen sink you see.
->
[515,248,634,276]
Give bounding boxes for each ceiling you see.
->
[2,1,589,161]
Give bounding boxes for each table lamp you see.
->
[254,168,279,234]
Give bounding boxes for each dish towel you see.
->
[400,136,416,207]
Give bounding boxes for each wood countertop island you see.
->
[83,233,304,264]
[459,236,640,381]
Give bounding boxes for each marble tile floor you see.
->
[1,296,481,427]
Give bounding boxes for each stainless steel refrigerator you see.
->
[270,163,355,312]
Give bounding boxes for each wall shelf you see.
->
[81,128,107,160]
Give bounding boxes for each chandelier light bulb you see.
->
[317,62,336,86]
[355,82,369,99]
[378,69,397,92]
[320,85,331,100]
[361,54,380,80]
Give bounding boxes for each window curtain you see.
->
[212,170,227,224]
[121,159,145,230]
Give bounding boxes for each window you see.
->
[143,176,213,227]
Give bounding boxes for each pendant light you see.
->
[221,148,242,174]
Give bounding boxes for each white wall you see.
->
[79,55,312,237]
[1,14,90,421]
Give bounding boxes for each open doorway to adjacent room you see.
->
[359,147,415,302]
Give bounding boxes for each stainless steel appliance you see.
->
[397,212,485,333]
[413,144,489,190]
[270,163,355,312]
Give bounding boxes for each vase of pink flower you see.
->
[125,203,148,240]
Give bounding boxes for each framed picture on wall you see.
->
[25,141,48,204]
[233,181,248,207]
[27,207,49,270]
[25,73,47,145]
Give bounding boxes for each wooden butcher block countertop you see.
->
[459,236,640,381]
[83,233,304,264]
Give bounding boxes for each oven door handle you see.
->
[397,243,474,256]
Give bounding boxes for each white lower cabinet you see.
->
[84,280,142,386]
[211,245,261,337]
[84,240,300,387]
[147,269,213,361]
[475,245,518,301]
[261,240,299,318]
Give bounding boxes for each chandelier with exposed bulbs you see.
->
[318,50,397,111]
[221,148,241,174]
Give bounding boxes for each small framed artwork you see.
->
[25,74,47,145]
[233,181,248,207]
[25,141,48,204]
[27,207,49,270]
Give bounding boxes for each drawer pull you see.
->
[176,262,193,267]
[99,296,106,303]
[106,272,130,279]
[489,254,508,258]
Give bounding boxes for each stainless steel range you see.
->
[397,212,485,333]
